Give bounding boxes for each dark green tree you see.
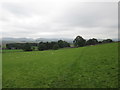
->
[98,41,102,44]
[58,40,64,48]
[45,42,50,50]
[58,40,70,48]
[86,38,98,45]
[38,42,47,51]
[102,39,113,43]
[73,36,86,47]
[63,41,70,47]
[53,44,59,50]
[6,44,12,49]
[22,43,32,51]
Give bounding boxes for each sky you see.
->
[0,0,118,39]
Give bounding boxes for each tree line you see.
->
[6,36,113,51]
[73,36,113,47]
[6,40,70,51]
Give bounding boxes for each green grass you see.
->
[2,49,23,53]
[2,43,118,88]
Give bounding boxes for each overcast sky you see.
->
[0,0,118,39]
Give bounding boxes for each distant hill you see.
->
[36,38,73,43]
[1,37,34,47]
[36,38,59,42]
[2,37,34,42]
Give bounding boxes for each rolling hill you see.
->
[2,42,118,88]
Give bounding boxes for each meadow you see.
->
[2,42,118,88]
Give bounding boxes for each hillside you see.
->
[2,42,118,88]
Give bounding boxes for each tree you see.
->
[98,41,102,44]
[6,44,12,49]
[58,40,64,48]
[58,40,70,48]
[38,42,47,51]
[63,41,70,47]
[53,44,59,50]
[51,42,57,49]
[38,41,70,51]
[86,38,98,45]
[45,42,50,50]
[102,39,113,43]
[73,36,86,47]
[22,43,32,51]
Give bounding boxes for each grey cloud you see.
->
[1,1,118,39]
[2,3,34,17]
[55,2,117,28]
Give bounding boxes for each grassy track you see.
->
[2,43,118,88]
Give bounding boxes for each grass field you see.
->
[2,43,118,88]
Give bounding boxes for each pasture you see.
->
[2,43,118,88]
